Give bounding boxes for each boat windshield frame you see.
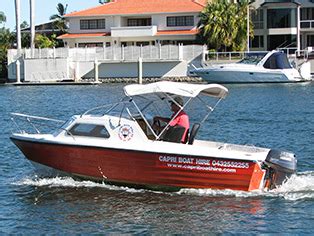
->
[237,52,268,65]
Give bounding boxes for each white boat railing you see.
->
[10,112,67,136]
[205,49,300,64]
[204,51,270,63]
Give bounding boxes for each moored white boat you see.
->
[10,81,297,191]
[191,50,311,83]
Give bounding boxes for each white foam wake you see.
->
[13,171,314,200]
[13,176,145,193]
[179,171,314,200]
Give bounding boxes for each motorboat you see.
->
[10,81,297,191]
[191,50,311,83]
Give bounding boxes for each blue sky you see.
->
[1,0,100,30]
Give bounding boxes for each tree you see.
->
[50,3,68,32]
[35,34,57,48]
[20,20,29,29]
[232,0,254,51]
[0,28,14,78]
[198,0,253,51]
[0,11,6,26]
[0,11,6,23]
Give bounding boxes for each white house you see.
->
[58,0,207,48]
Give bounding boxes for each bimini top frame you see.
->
[123,81,229,140]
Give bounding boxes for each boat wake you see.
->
[13,176,160,194]
[13,171,314,200]
[179,171,314,200]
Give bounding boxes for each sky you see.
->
[0,0,100,30]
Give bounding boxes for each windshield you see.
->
[237,52,267,65]
[263,52,292,69]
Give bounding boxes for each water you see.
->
[0,83,313,234]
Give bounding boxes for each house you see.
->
[59,0,314,52]
[251,0,314,53]
[21,20,62,37]
[58,0,207,48]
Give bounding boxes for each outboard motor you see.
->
[264,149,297,190]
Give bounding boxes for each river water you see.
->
[0,83,313,234]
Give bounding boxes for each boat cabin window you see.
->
[69,123,110,138]
[238,53,267,65]
[263,52,292,69]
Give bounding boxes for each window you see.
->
[69,123,110,138]
[301,8,314,20]
[307,35,314,47]
[267,9,296,28]
[251,35,264,48]
[135,41,150,46]
[252,9,263,29]
[127,18,151,26]
[167,16,194,27]
[78,43,103,47]
[301,8,314,29]
[80,19,106,30]
[267,35,296,50]
[80,20,89,30]
[263,52,292,69]
[98,19,106,29]
[89,20,97,29]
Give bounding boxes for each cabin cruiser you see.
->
[191,50,311,83]
[10,81,297,191]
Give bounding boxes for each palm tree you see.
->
[50,3,68,32]
[198,0,237,50]
[232,0,254,51]
[198,0,253,51]
[0,11,6,25]
[0,28,14,78]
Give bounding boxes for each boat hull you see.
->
[11,137,266,191]
[193,69,302,83]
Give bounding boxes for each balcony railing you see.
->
[111,26,157,37]
[301,20,314,30]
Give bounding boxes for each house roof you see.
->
[156,29,198,35]
[57,32,111,39]
[65,0,207,17]
[57,29,198,39]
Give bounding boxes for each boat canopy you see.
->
[124,81,228,98]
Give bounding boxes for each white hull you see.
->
[194,68,302,83]
[192,51,309,83]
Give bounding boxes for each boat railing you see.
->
[81,102,122,116]
[10,112,67,135]
[205,51,270,64]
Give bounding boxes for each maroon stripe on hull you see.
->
[11,138,265,191]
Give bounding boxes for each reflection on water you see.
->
[8,171,314,234]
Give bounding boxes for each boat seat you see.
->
[161,125,185,143]
[188,123,200,145]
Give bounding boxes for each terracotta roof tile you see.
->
[58,29,198,39]
[57,32,111,39]
[65,0,207,17]
[156,29,198,35]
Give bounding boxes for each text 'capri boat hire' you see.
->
[10,81,297,191]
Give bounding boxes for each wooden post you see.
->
[138,57,142,84]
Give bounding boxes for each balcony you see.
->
[111,26,157,38]
[301,20,314,31]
